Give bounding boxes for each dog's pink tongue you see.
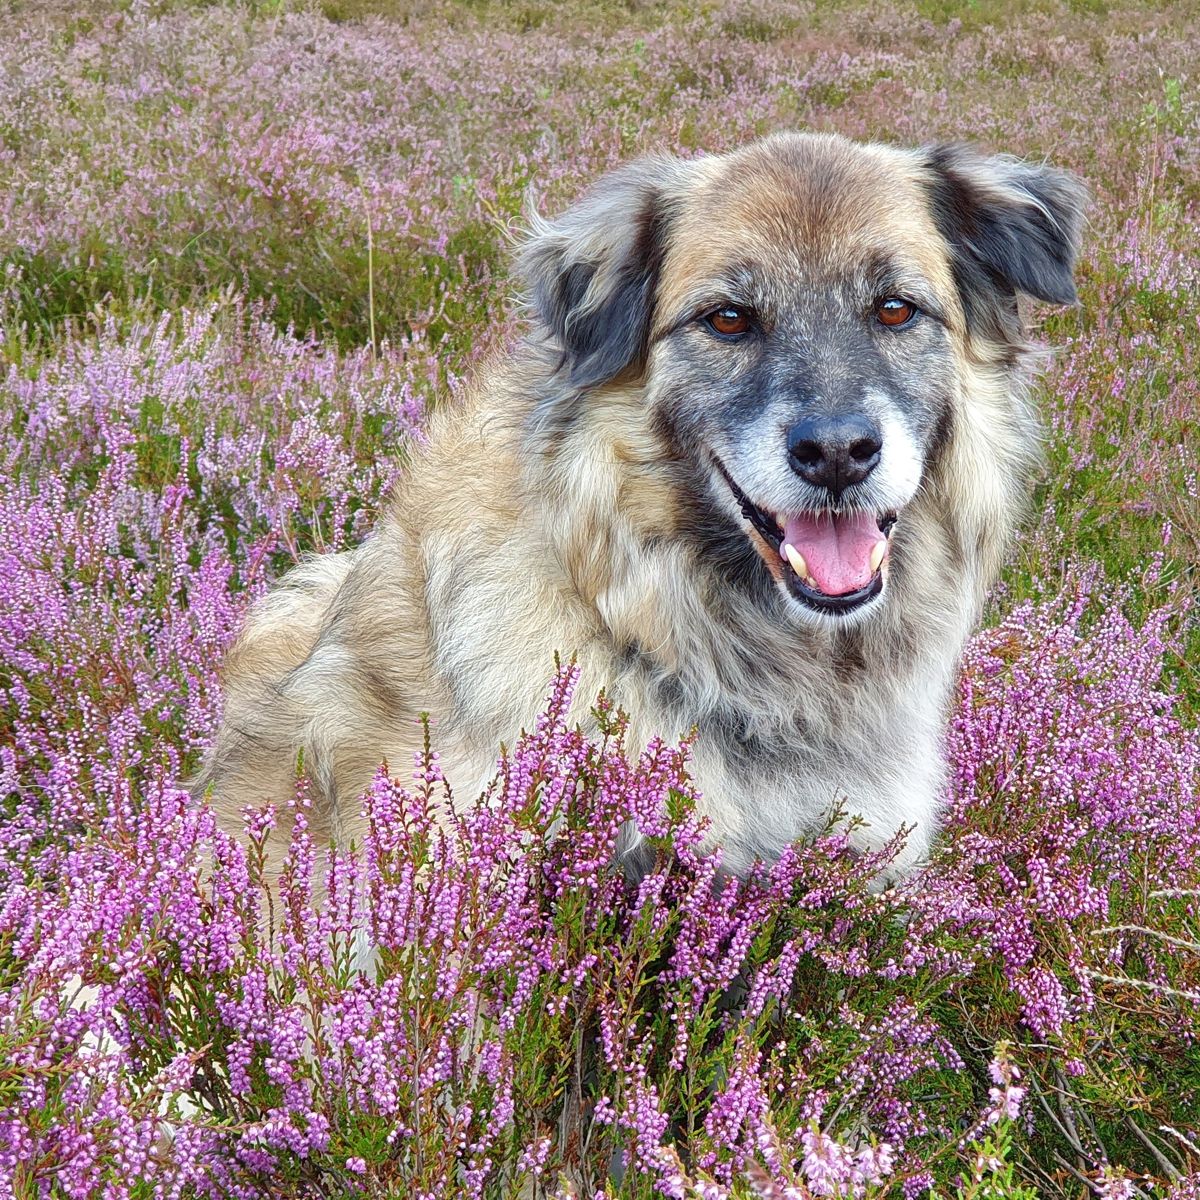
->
[782,512,883,596]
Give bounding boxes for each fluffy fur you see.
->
[196,132,1085,879]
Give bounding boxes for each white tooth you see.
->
[869,540,886,575]
[784,543,808,579]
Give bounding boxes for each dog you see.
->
[196,132,1084,882]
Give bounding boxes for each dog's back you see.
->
[196,551,357,849]
[197,369,605,864]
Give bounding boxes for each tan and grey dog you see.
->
[198,132,1084,880]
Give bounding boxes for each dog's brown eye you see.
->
[876,297,917,327]
[707,307,752,337]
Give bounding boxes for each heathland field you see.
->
[2,0,1199,1195]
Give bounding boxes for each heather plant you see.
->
[2,0,1197,356]
[2,0,1200,1195]
[2,641,1197,1195]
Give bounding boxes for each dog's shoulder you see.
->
[384,352,540,539]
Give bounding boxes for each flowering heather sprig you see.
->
[983,1044,1026,1127]
[800,1125,896,1197]
[945,578,1200,1041]
[0,297,427,892]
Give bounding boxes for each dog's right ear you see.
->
[517,156,689,392]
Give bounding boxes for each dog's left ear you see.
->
[517,156,691,391]
[924,144,1087,337]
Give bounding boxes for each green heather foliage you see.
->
[1,0,1199,1196]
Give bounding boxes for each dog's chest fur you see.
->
[411,460,966,880]
[607,610,955,877]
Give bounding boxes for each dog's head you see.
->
[518,133,1085,625]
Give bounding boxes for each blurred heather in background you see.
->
[1,0,1198,1196]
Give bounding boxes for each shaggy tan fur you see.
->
[196,132,1084,881]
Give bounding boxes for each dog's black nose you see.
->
[786,413,882,497]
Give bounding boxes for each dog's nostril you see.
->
[849,436,882,464]
[791,440,823,467]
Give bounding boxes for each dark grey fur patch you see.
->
[566,202,673,391]
[924,143,1086,343]
[517,158,684,407]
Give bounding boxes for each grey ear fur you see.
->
[517,156,688,391]
[924,144,1087,340]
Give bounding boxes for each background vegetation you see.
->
[1,0,1198,1195]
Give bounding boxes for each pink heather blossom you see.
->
[1095,1168,1138,1200]
[799,1125,895,1197]
[983,1044,1027,1126]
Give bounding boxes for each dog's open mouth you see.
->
[716,461,897,616]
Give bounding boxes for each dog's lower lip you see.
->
[782,556,885,614]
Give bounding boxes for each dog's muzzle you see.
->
[715,458,897,617]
